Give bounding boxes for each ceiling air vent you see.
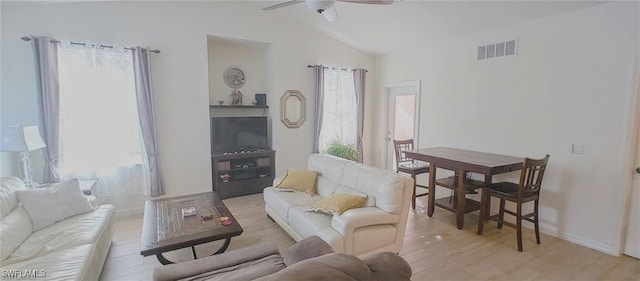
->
[478,39,517,61]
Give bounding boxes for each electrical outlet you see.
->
[571,144,585,155]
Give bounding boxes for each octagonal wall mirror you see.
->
[280,90,306,128]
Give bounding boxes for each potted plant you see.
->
[325,139,359,162]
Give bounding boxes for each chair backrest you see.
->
[518,155,550,196]
[393,139,415,166]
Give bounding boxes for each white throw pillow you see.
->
[16,179,95,230]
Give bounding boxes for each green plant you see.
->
[325,139,359,161]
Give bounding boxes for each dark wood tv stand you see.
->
[211,150,275,199]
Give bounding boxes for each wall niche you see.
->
[207,35,270,117]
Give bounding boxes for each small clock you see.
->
[223,66,246,89]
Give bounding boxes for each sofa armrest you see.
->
[331,208,399,255]
[153,242,282,281]
[86,195,99,209]
[331,207,399,237]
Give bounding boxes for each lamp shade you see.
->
[0,125,47,152]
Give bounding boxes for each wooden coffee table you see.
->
[140,192,243,264]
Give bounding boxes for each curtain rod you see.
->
[21,36,161,54]
[307,64,367,72]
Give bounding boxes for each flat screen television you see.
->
[211,117,269,154]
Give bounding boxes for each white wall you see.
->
[374,2,639,255]
[1,1,375,212]
[207,37,268,106]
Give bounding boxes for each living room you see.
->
[1,1,639,280]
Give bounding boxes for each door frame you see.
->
[619,54,640,256]
[384,80,422,170]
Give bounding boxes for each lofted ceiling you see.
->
[254,0,606,55]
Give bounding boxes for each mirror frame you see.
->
[280,90,306,128]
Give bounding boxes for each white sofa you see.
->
[263,154,413,257]
[0,177,116,280]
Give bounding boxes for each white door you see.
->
[385,82,420,171]
[624,56,640,259]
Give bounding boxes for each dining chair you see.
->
[393,139,429,209]
[477,154,550,252]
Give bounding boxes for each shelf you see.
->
[210,105,269,109]
[435,176,484,193]
[435,197,480,214]
[212,150,275,199]
[218,166,271,173]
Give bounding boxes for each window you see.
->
[318,68,357,152]
[57,42,144,177]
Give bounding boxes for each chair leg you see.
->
[534,199,541,245]
[411,173,417,209]
[477,190,486,235]
[516,202,523,252]
[497,199,505,229]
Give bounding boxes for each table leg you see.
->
[428,164,436,217]
[483,174,493,221]
[191,246,198,259]
[154,238,233,265]
[456,169,466,229]
[155,253,175,265]
[214,238,232,254]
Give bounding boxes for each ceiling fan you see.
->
[262,0,394,22]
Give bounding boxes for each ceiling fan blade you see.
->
[262,0,304,11]
[322,5,338,22]
[336,0,394,4]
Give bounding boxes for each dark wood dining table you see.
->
[404,147,523,229]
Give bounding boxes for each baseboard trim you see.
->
[540,226,614,256]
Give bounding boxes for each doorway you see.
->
[385,81,421,171]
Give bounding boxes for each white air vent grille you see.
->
[478,39,517,60]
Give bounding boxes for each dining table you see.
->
[404,147,523,229]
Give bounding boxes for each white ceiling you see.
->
[254,0,606,55]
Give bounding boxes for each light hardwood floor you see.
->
[99,194,639,281]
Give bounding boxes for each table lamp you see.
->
[0,125,47,188]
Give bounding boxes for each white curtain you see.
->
[57,41,149,200]
[353,69,366,163]
[31,36,61,183]
[318,67,357,153]
[132,47,165,197]
[312,65,325,154]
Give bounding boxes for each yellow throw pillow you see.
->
[309,193,367,215]
[276,169,318,194]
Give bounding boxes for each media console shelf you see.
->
[212,150,275,199]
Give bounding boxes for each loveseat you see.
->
[0,177,115,280]
[153,235,412,281]
[263,154,413,257]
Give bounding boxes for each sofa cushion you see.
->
[288,206,343,252]
[334,185,375,207]
[255,253,376,281]
[153,242,285,281]
[16,179,95,230]
[0,177,25,219]
[0,244,102,281]
[263,187,321,223]
[3,205,115,265]
[0,206,33,262]
[315,176,340,198]
[307,154,348,184]
[342,164,408,215]
[309,194,367,215]
[276,170,318,194]
[283,236,333,266]
[362,252,412,281]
